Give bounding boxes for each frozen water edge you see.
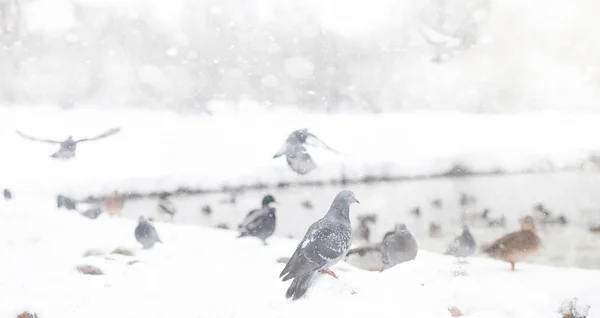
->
[0,198,599,318]
[1,106,600,198]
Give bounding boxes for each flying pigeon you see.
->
[16,127,120,159]
[156,192,176,222]
[237,194,277,245]
[3,189,12,200]
[273,128,338,175]
[444,224,476,261]
[135,216,162,249]
[280,190,359,301]
[380,224,418,271]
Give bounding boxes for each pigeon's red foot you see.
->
[318,268,339,278]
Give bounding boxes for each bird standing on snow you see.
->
[444,224,476,262]
[380,224,418,271]
[280,190,359,301]
[135,216,162,249]
[237,194,278,244]
[273,128,339,175]
[482,216,541,271]
[157,192,176,222]
[16,128,120,159]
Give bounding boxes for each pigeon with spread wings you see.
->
[16,127,120,159]
[273,128,339,175]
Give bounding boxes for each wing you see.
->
[305,133,339,154]
[483,230,539,258]
[444,237,460,255]
[76,127,120,143]
[15,131,61,144]
[238,208,264,230]
[280,221,350,280]
[158,200,176,215]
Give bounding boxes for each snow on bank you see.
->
[1,106,600,197]
[0,198,598,318]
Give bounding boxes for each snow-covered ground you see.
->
[1,196,598,318]
[1,106,600,198]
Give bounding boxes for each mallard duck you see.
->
[483,216,541,271]
[237,194,277,244]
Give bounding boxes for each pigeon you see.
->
[3,189,12,200]
[157,192,176,222]
[444,224,476,261]
[237,194,277,244]
[16,128,120,159]
[380,224,418,271]
[135,216,162,249]
[280,190,359,301]
[273,128,338,175]
[57,195,78,210]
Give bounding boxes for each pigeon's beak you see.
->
[354,198,360,204]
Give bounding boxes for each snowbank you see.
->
[1,107,599,198]
[0,197,598,318]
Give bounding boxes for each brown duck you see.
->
[483,216,541,271]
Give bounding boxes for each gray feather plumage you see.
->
[273,129,336,175]
[444,225,476,257]
[381,224,418,270]
[135,216,162,249]
[280,190,358,300]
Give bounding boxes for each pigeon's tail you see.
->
[285,272,315,301]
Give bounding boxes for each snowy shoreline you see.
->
[1,107,599,199]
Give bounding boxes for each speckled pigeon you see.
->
[273,128,338,175]
[380,224,418,271]
[280,190,359,301]
[237,194,277,245]
[16,128,120,159]
[135,216,162,249]
[444,224,476,261]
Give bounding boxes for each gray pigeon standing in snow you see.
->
[380,224,418,271]
[444,224,476,261]
[273,128,338,175]
[135,216,162,249]
[237,194,277,245]
[280,190,359,300]
[16,128,120,159]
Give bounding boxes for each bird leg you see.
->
[318,268,339,279]
[510,261,515,271]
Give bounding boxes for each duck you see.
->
[105,191,125,216]
[237,194,277,244]
[482,216,541,271]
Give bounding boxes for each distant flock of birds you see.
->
[1,127,598,301]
